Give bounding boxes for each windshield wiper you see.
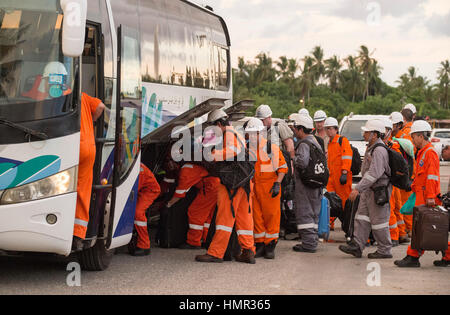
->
[0,117,49,140]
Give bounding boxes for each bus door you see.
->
[80,21,109,243]
[107,25,142,249]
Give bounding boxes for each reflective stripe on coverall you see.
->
[74,93,102,239]
[396,122,415,231]
[326,134,353,227]
[252,138,288,244]
[135,164,161,249]
[406,144,447,258]
[386,140,407,240]
[174,163,219,247]
[354,138,392,256]
[294,135,323,251]
[207,127,255,259]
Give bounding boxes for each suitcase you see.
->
[156,187,198,248]
[342,195,360,241]
[280,199,298,239]
[324,191,343,220]
[204,206,241,261]
[318,196,330,240]
[411,206,449,252]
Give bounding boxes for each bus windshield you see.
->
[0,1,76,122]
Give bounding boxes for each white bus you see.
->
[0,0,232,270]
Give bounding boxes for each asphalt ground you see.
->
[0,223,449,295]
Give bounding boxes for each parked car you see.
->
[430,128,450,159]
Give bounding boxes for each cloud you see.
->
[332,0,427,21]
[425,11,450,36]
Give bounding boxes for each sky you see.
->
[197,0,450,86]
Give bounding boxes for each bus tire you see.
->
[77,240,114,271]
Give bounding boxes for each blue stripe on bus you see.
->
[113,177,139,238]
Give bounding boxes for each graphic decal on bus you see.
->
[0,155,61,190]
[141,86,197,137]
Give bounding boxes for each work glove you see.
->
[340,173,348,185]
[270,182,281,198]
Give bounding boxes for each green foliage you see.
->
[234,48,449,121]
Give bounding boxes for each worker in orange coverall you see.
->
[130,163,161,256]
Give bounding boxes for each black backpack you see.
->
[297,140,329,189]
[266,139,295,201]
[371,143,411,191]
[207,129,256,217]
[338,136,362,176]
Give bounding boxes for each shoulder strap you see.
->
[338,135,344,146]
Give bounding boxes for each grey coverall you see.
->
[293,135,323,250]
[354,138,393,255]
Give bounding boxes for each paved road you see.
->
[0,225,449,295]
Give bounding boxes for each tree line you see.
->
[233,45,450,121]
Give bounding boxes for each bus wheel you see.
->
[77,192,114,271]
[77,239,114,271]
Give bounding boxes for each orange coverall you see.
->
[74,93,101,239]
[406,143,449,260]
[207,127,255,259]
[386,140,407,241]
[395,122,415,232]
[326,135,353,227]
[252,138,288,245]
[174,163,219,247]
[134,164,161,249]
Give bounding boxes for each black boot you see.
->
[132,247,151,256]
[255,242,265,258]
[235,249,256,264]
[339,241,362,258]
[394,255,420,268]
[264,241,277,259]
[71,236,84,252]
[433,259,450,267]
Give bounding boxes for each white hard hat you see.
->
[384,118,393,130]
[245,117,264,132]
[43,61,68,78]
[293,114,314,129]
[361,119,386,134]
[298,108,310,116]
[255,104,273,119]
[313,110,327,122]
[410,120,432,134]
[207,109,228,124]
[390,112,403,124]
[324,117,339,128]
[403,103,417,114]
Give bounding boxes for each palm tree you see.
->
[254,52,277,84]
[325,55,342,93]
[368,59,383,95]
[299,56,315,103]
[276,56,289,81]
[345,55,363,102]
[357,45,374,100]
[437,60,450,108]
[310,46,326,84]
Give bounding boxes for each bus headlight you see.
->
[0,167,78,205]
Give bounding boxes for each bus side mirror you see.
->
[60,0,87,57]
